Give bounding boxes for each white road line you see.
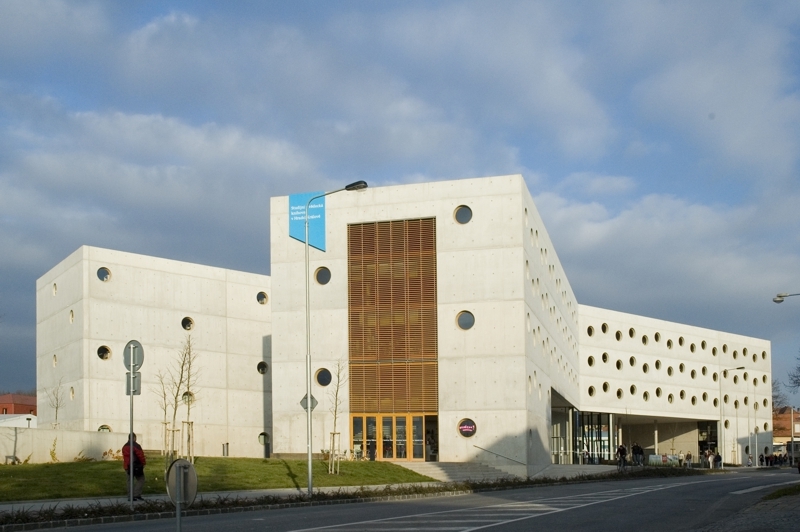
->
[731,479,800,495]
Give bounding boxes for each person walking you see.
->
[122,433,146,501]
[685,451,692,469]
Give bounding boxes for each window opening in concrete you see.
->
[315,267,332,285]
[733,375,739,384]
[53,283,57,295]
[615,331,622,341]
[629,328,635,338]
[667,339,673,349]
[601,323,608,333]
[656,387,662,397]
[724,420,730,429]
[456,311,475,330]
[97,267,111,282]
[743,348,748,357]
[753,378,758,387]
[655,360,661,370]
[691,396,697,405]
[182,317,194,330]
[98,425,111,432]
[762,351,767,360]
[722,344,728,353]
[762,375,767,383]
[678,337,684,346]
[454,205,472,224]
[679,363,685,373]
[724,394,729,403]
[602,353,609,363]
[616,389,623,399]
[702,366,707,375]
[588,356,595,367]
[752,354,757,363]
[680,390,686,400]
[53,354,57,367]
[643,391,649,401]
[733,350,738,359]
[654,332,661,342]
[690,343,696,353]
[743,371,748,380]
[667,366,673,376]
[668,394,674,403]
[587,326,594,337]
[70,387,74,400]
[701,341,707,350]
[630,385,636,395]
[182,391,195,404]
[713,398,718,407]
[316,368,332,386]
[629,356,636,367]
[642,363,649,374]
[603,382,609,392]
[691,370,696,379]
[588,386,595,397]
[615,360,622,370]
[257,292,268,304]
[753,402,758,410]
[69,310,74,323]
[712,347,717,356]
[257,362,268,374]
[97,346,111,360]
[764,423,769,431]
[258,432,270,445]
[642,335,648,345]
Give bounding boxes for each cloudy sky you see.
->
[1,0,800,401]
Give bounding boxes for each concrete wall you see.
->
[0,427,128,464]
[36,246,272,458]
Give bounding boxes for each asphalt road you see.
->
[65,469,800,532]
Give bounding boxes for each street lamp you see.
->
[304,180,367,497]
[718,365,744,468]
[773,292,800,303]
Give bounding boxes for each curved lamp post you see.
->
[304,180,367,497]
[773,293,800,303]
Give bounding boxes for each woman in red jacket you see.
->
[122,433,146,500]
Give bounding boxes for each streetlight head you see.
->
[345,180,368,191]
[773,297,784,304]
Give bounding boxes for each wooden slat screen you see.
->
[348,218,438,413]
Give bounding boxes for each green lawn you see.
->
[0,454,434,502]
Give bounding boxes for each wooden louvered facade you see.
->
[348,218,438,460]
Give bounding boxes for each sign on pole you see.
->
[125,372,141,395]
[123,340,145,371]
[300,394,318,412]
[123,339,144,509]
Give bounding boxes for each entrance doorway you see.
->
[351,414,437,461]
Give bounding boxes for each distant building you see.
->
[771,406,799,459]
[0,393,36,415]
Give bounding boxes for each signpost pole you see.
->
[129,343,135,510]
[176,464,182,532]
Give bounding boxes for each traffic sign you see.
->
[125,372,141,395]
[300,394,318,412]
[123,340,145,371]
[166,459,198,507]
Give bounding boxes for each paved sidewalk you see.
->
[696,493,800,532]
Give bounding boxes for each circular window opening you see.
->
[97,425,111,432]
[97,346,111,360]
[588,386,595,397]
[182,391,195,404]
[182,317,194,331]
[603,382,610,393]
[258,432,270,445]
[667,339,673,349]
[733,350,738,359]
[454,205,473,224]
[745,445,749,454]
[754,402,759,411]
[52,283,57,295]
[97,267,111,282]
[679,363,685,373]
[691,396,697,405]
[743,396,749,405]
[616,389,623,399]
[587,326,594,337]
[316,368,332,386]
[616,360,623,370]
[690,343,696,353]
[762,375,767,384]
[680,390,686,400]
[315,267,332,285]
[722,344,728,353]
[257,362,269,374]
[743,371,748,380]
[702,366,707,376]
[668,394,674,403]
[615,331,622,341]
[642,363,649,374]
[629,328,635,338]
[712,347,718,356]
[733,375,739,384]
[69,310,74,323]
[743,348,748,357]
[701,341,707,350]
[643,391,650,401]
[724,394,729,403]
[667,366,673,376]
[456,311,475,330]
[713,398,718,407]
[655,360,661,370]
[70,387,75,400]
[642,335,648,345]
[678,337,684,346]
[734,400,740,409]
[654,332,661,342]
[763,399,768,407]
[691,370,697,379]
[764,423,769,431]
[629,356,636,367]
[257,292,269,305]
[601,323,609,333]
[656,387,662,397]
[762,351,767,360]
[602,353,609,363]
[53,354,57,367]
[752,354,757,363]
[588,356,595,367]
[630,385,637,395]
[724,420,730,429]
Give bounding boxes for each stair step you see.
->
[397,461,515,482]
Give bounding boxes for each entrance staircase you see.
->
[397,461,516,482]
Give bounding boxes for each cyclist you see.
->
[615,444,628,472]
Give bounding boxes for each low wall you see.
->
[0,427,128,464]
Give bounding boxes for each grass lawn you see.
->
[0,454,434,502]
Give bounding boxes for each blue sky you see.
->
[1,0,800,402]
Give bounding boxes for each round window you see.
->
[97,425,111,432]
[97,346,111,360]
[457,311,475,330]
[257,362,268,374]
[182,317,194,331]
[258,432,270,445]
[182,391,195,404]
[316,368,332,386]
[315,267,332,285]
[454,205,473,224]
[97,267,111,282]
[458,418,477,437]
[257,292,269,305]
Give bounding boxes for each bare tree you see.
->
[163,335,199,463]
[787,349,800,392]
[46,377,66,429]
[152,370,171,455]
[328,358,347,473]
[773,380,790,409]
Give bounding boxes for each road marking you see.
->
[731,479,800,494]
[287,477,735,532]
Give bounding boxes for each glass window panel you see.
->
[366,417,377,461]
[352,417,364,460]
[412,416,424,459]
[396,417,407,459]
[382,417,394,458]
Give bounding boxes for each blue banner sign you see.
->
[289,191,326,251]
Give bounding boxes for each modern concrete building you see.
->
[35,175,771,472]
[36,246,272,458]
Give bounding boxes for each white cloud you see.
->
[558,172,636,197]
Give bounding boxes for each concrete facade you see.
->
[33,175,771,471]
[36,246,272,458]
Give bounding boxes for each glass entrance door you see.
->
[351,414,433,461]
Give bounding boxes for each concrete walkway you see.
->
[697,492,800,532]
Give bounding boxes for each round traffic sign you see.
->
[123,340,145,371]
[166,459,198,507]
